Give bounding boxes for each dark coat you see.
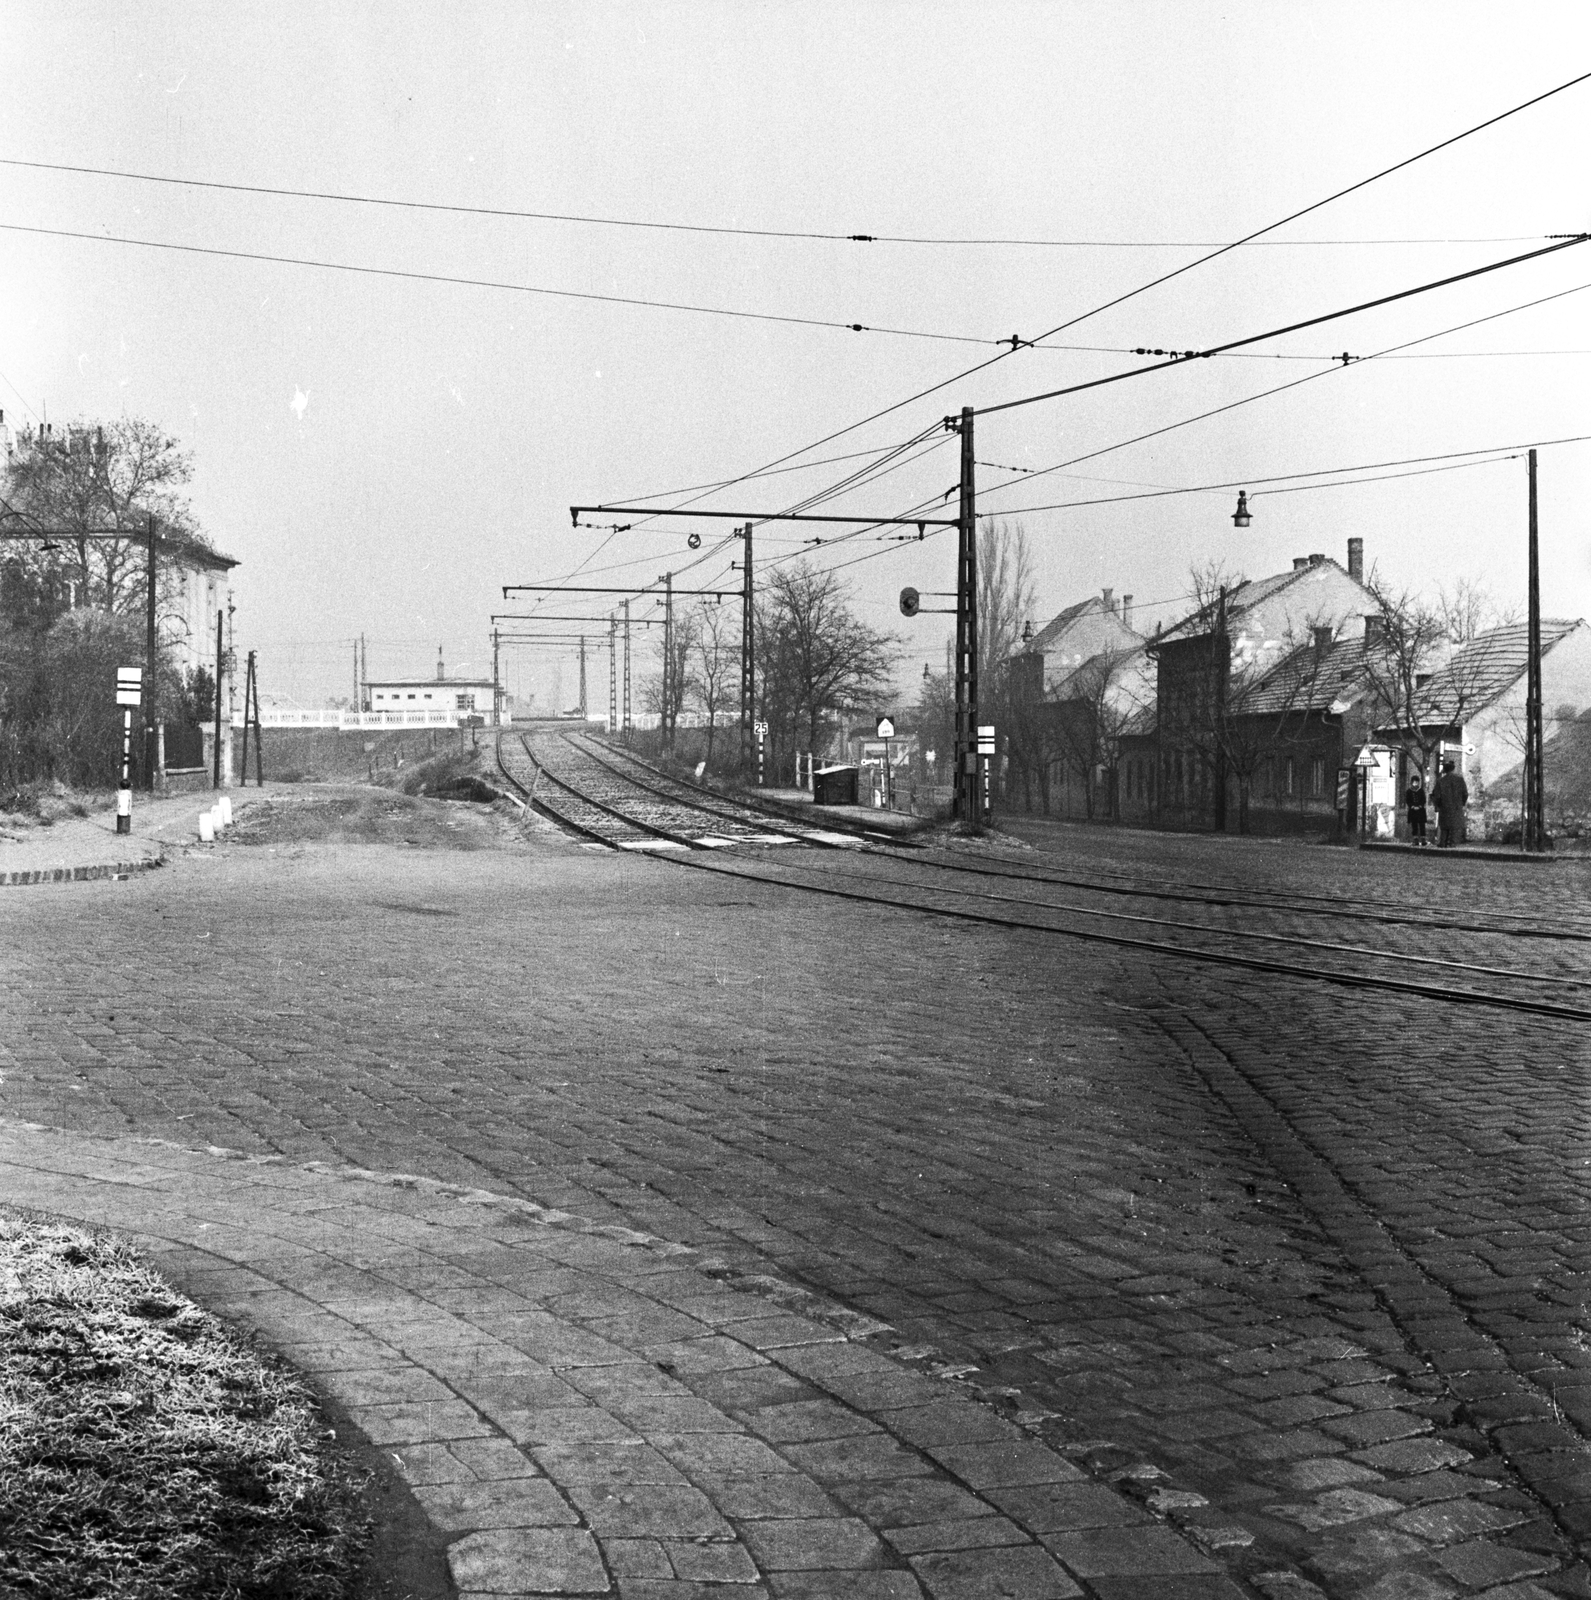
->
[1433,771,1469,818]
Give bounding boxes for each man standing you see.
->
[1432,758,1468,848]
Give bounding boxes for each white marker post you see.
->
[977,724,995,828]
[755,721,768,788]
[114,667,143,835]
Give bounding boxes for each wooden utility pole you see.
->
[1525,448,1546,851]
[954,409,979,830]
[578,635,587,720]
[662,570,674,748]
[608,614,618,734]
[1213,586,1229,833]
[622,598,632,738]
[144,516,158,790]
[212,612,225,788]
[740,524,755,778]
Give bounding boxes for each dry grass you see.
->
[0,1211,368,1599]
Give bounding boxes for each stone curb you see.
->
[0,1118,1247,1600]
[0,854,164,887]
[1358,840,1568,864]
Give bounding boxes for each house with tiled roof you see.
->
[1369,618,1591,837]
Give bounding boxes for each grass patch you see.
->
[0,1211,370,1599]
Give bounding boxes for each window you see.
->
[1284,758,1295,796]
[1311,758,1325,797]
[407,693,416,700]
[456,693,475,711]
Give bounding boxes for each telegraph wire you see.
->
[978,277,1591,508]
[603,70,1591,528]
[3,155,1568,250]
[976,234,1590,419]
[0,221,1014,347]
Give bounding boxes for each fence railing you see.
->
[237,709,476,730]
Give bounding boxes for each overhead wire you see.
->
[6,155,1570,250]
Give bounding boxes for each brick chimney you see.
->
[1292,556,1309,570]
[1308,553,1326,566]
[437,646,446,681]
[1347,537,1364,582]
[1101,587,1115,614]
[1121,594,1133,630]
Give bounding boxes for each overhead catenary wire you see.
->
[6,155,1572,250]
[592,69,1591,538]
[0,220,1034,347]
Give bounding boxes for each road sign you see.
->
[876,716,895,738]
[1353,745,1378,768]
[898,587,920,618]
[115,666,143,708]
[977,723,995,753]
[754,720,768,736]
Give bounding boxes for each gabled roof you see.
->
[1414,619,1581,721]
[1238,634,1379,717]
[1158,558,1351,642]
[1026,595,1107,654]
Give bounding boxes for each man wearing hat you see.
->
[1432,758,1468,848]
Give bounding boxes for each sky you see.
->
[2,2,1589,710]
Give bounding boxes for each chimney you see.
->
[1363,613,1386,645]
[1292,556,1308,570]
[437,646,446,681]
[1312,625,1334,654]
[1121,594,1133,630]
[1347,536,1364,582]
[1308,553,1326,566]
[1101,587,1115,613]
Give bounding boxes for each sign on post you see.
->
[114,666,141,833]
[115,666,143,708]
[876,716,895,739]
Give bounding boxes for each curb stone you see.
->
[0,1117,1258,1600]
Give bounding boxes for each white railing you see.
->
[238,708,482,729]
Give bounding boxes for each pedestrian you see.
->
[1432,758,1468,848]
[1404,767,1429,847]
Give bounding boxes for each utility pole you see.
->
[212,612,225,788]
[359,633,367,710]
[740,523,755,780]
[353,639,360,710]
[608,614,618,734]
[144,515,158,790]
[953,410,979,830]
[661,570,674,749]
[622,599,633,738]
[492,629,501,726]
[1525,447,1546,852]
[578,636,588,720]
[224,596,236,786]
[1213,585,1229,833]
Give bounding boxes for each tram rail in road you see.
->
[497,729,1591,1028]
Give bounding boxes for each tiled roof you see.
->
[1238,635,1378,717]
[1158,561,1345,641]
[1415,620,1581,720]
[1026,597,1100,653]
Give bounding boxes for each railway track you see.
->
[499,731,1591,1026]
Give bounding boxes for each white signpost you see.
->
[115,666,142,834]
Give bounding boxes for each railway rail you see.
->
[496,730,1591,1026]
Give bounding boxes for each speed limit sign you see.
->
[755,720,768,736]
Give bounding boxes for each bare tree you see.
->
[756,562,898,779]
[1439,576,1518,644]
[977,519,1038,687]
[687,600,738,768]
[1046,648,1152,820]
[3,418,211,615]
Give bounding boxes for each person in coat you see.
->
[1432,759,1468,848]
[1404,768,1429,846]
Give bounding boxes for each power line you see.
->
[975,234,1590,419]
[0,221,1010,347]
[3,155,1566,250]
[601,69,1591,529]
[978,277,1591,507]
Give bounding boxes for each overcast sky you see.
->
[3,3,1588,709]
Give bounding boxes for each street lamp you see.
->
[1232,491,1252,528]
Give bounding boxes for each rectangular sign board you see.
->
[115,666,143,708]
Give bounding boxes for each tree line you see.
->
[0,417,215,794]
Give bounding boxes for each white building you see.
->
[363,651,502,725]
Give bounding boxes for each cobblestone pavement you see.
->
[1,809,1588,1597]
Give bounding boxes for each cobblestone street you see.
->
[2,813,1588,1598]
